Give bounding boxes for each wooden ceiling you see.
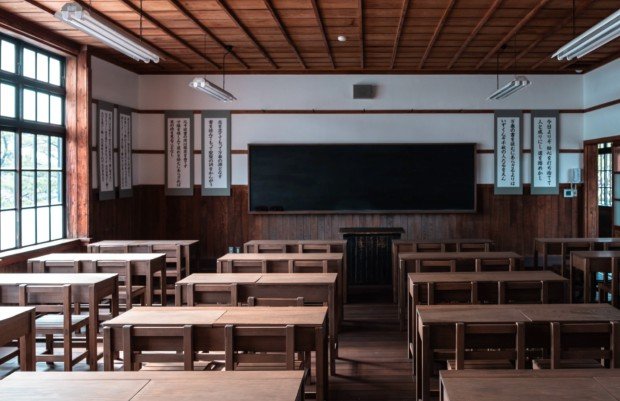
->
[1,0,619,74]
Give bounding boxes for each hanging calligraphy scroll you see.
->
[494,110,523,195]
[165,111,194,196]
[530,110,559,195]
[117,106,133,198]
[201,111,231,196]
[97,101,115,200]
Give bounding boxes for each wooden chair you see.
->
[289,260,329,273]
[93,260,145,311]
[224,324,300,371]
[229,260,268,273]
[255,244,287,253]
[417,260,456,273]
[93,244,130,253]
[247,296,305,307]
[475,258,513,272]
[185,283,238,306]
[152,244,184,298]
[560,242,593,277]
[120,324,195,371]
[498,281,550,304]
[414,243,445,252]
[298,244,331,253]
[533,321,620,369]
[448,322,525,370]
[596,258,619,306]
[425,282,478,305]
[19,284,89,371]
[458,242,490,252]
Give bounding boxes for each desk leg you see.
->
[613,261,619,307]
[160,267,167,306]
[19,311,35,371]
[145,272,154,306]
[421,324,431,401]
[103,327,113,371]
[399,261,405,330]
[542,244,548,271]
[88,290,100,370]
[415,323,422,401]
[184,245,191,276]
[328,284,337,376]
[315,326,328,401]
[534,245,539,269]
[584,266,592,303]
[569,263,574,303]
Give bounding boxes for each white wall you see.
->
[583,58,620,140]
[135,73,584,186]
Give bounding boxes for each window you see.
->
[0,35,65,251]
[598,142,612,207]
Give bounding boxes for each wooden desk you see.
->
[391,239,494,302]
[176,272,340,374]
[0,371,305,401]
[440,369,620,401]
[398,251,522,328]
[407,271,567,360]
[244,239,346,254]
[0,307,35,371]
[416,303,620,401]
[570,250,620,305]
[533,237,619,273]
[217,253,345,305]
[0,273,118,370]
[102,306,328,401]
[87,239,199,276]
[28,253,167,306]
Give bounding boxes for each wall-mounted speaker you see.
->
[353,84,375,99]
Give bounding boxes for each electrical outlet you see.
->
[563,188,578,198]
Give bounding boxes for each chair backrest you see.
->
[92,260,132,282]
[550,321,620,368]
[151,244,182,262]
[498,281,549,304]
[225,324,296,370]
[414,243,445,252]
[418,259,456,273]
[561,242,593,258]
[186,283,238,306]
[255,244,287,253]
[426,282,478,305]
[18,284,73,330]
[34,260,81,273]
[96,244,130,253]
[475,258,513,272]
[455,322,525,369]
[288,259,329,273]
[230,260,268,273]
[604,241,620,251]
[121,324,194,371]
[298,244,331,253]
[247,296,304,307]
[458,242,490,252]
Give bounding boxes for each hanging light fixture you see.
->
[55,2,160,63]
[190,42,237,102]
[488,39,531,100]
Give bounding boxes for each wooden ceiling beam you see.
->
[447,0,502,70]
[390,0,411,69]
[70,0,192,69]
[503,0,594,70]
[359,0,364,69]
[419,0,455,69]
[475,0,550,70]
[309,0,335,69]
[263,0,306,69]
[166,0,248,69]
[214,0,277,68]
[117,0,219,69]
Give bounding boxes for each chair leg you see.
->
[85,324,91,369]
[45,334,54,365]
[64,332,72,371]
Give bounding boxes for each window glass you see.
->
[1,40,16,73]
[23,89,36,121]
[21,208,35,246]
[36,92,49,123]
[49,58,61,86]
[0,131,16,169]
[22,48,35,79]
[0,210,16,250]
[0,83,15,117]
[36,206,49,242]
[36,53,48,83]
[50,95,62,125]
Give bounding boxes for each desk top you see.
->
[28,253,165,263]
[534,237,619,244]
[441,369,620,401]
[103,306,328,327]
[88,240,199,246]
[177,273,338,285]
[218,253,343,262]
[0,273,116,285]
[571,251,620,259]
[408,271,566,284]
[0,371,304,401]
[417,304,620,325]
[399,251,521,261]
[0,306,34,322]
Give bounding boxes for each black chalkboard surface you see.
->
[249,143,476,213]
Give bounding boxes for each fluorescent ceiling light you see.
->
[55,2,160,63]
[487,76,531,100]
[189,77,237,102]
[553,9,620,61]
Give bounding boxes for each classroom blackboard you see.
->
[249,143,476,213]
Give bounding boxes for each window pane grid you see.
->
[598,144,612,207]
[0,33,65,251]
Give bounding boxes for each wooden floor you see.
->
[0,288,415,400]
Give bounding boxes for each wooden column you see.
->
[66,46,91,238]
[583,143,598,237]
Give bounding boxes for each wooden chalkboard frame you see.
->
[248,143,478,215]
